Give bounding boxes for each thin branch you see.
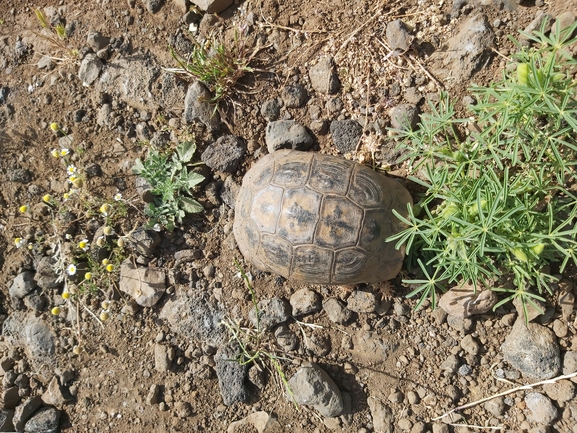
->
[433,371,577,421]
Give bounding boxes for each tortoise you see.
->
[233,149,413,284]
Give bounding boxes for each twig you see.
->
[408,53,445,91]
[433,371,577,421]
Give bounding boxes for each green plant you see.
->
[219,262,296,404]
[132,140,205,231]
[387,20,577,317]
[13,122,131,354]
[167,29,262,108]
[33,9,78,62]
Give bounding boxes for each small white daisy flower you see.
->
[67,264,77,275]
[114,193,122,201]
[60,148,70,156]
[67,165,77,175]
[152,223,161,232]
[78,239,90,251]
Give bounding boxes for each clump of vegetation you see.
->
[220,262,295,403]
[33,8,78,63]
[132,140,205,232]
[15,123,129,354]
[388,21,577,317]
[167,27,263,108]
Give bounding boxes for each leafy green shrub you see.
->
[133,140,205,231]
[387,21,577,315]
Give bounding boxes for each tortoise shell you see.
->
[233,149,413,284]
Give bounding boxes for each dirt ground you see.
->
[1,0,577,432]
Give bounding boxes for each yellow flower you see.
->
[72,345,83,355]
[63,193,70,201]
[51,306,61,315]
[62,290,70,300]
[100,311,110,321]
[14,237,25,248]
[96,236,106,247]
[60,148,70,156]
[51,149,60,158]
[106,264,114,273]
[101,300,110,310]
[78,239,90,251]
[102,259,110,265]
[42,194,52,203]
[117,237,125,248]
[19,205,28,213]
[50,122,59,131]
[84,272,92,280]
[100,203,111,215]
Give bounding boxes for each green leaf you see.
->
[176,141,197,163]
[188,172,205,188]
[179,196,204,214]
[132,158,145,174]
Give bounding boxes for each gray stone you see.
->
[525,392,558,424]
[34,256,60,289]
[41,376,73,406]
[146,384,162,404]
[215,342,248,406]
[159,293,226,347]
[439,284,498,318]
[563,351,577,374]
[9,168,32,183]
[265,120,313,154]
[154,344,171,372]
[309,57,339,94]
[201,135,245,173]
[119,260,166,307]
[37,55,53,70]
[484,397,505,416]
[330,119,363,153]
[322,298,352,324]
[125,226,161,257]
[158,72,187,112]
[226,411,282,433]
[460,334,480,356]
[0,409,14,431]
[386,20,413,51]
[2,312,55,371]
[440,355,460,376]
[78,53,103,86]
[260,98,283,121]
[346,289,378,313]
[513,295,545,322]
[432,424,449,433]
[274,324,299,351]
[97,54,160,110]
[389,104,419,130]
[9,271,37,299]
[143,0,164,13]
[220,176,240,210]
[428,14,495,88]
[501,319,560,379]
[1,387,20,410]
[543,380,575,403]
[13,396,42,431]
[367,397,393,433]
[87,30,110,51]
[281,84,308,108]
[192,0,233,13]
[23,407,60,433]
[288,363,343,417]
[290,288,322,316]
[183,81,220,131]
[404,87,422,104]
[446,314,473,333]
[248,297,290,331]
